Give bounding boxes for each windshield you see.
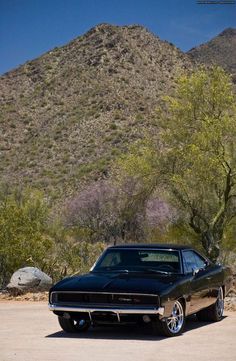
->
[92,248,181,274]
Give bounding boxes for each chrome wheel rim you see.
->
[167,300,184,334]
[216,287,224,318]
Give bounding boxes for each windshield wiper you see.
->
[115,269,130,273]
[92,268,130,273]
[145,269,182,275]
[93,268,179,275]
[144,269,171,275]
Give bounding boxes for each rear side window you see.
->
[182,250,206,274]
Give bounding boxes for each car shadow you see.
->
[184,314,227,333]
[46,315,227,341]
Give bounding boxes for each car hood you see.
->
[50,272,181,295]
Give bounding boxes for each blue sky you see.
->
[0,0,235,75]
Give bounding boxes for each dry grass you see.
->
[0,291,48,302]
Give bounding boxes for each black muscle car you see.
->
[49,244,232,337]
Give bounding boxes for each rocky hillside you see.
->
[0,24,192,199]
[188,28,236,82]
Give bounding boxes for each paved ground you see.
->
[0,302,236,361]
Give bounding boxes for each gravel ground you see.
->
[0,302,236,361]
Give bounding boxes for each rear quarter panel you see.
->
[223,266,234,296]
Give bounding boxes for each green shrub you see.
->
[0,189,53,287]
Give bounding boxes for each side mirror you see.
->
[192,266,200,276]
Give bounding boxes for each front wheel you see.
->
[153,300,185,337]
[58,316,90,333]
[196,286,224,322]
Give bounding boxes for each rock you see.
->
[7,267,52,295]
[225,295,236,312]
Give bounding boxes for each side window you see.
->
[182,251,196,274]
[182,251,206,274]
[193,252,206,270]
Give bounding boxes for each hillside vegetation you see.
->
[0,24,236,286]
[188,28,236,83]
[0,24,192,200]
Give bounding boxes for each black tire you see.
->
[152,300,185,337]
[196,287,224,322]
[58,316,90,333]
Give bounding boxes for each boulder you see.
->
[7,267,52,295]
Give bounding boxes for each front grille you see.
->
[51,292,158,307]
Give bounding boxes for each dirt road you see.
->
[0,302,236,361]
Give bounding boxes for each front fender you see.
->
[159,277,191,318]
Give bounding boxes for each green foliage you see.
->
[50,240,106,279]
[116,140,158,187]
[110,123,118,130]
[0,188,53,286]
[159,66,236,260]
[0,186,107,287]
[115,66,236,261]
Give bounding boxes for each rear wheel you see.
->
[58,316,90,333]
[153,300,185,337]
[197,287,224,322]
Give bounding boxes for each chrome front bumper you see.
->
[49,304,165,316]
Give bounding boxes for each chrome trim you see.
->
[49,304,165,316]
[88,311,92,323]
[51,291,159,296]
[116,312,121,322]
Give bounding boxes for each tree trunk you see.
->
[201,230,220,263]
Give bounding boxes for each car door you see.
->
[182,250,213,314]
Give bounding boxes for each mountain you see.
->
[0,24,192,200]
[188,28,236,82]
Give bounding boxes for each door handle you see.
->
[206,277,212,280]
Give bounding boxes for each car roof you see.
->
[108,243,192,251]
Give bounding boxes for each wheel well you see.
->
[222,285,225,298]
[178,297,186,313]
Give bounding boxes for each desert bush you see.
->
[0,188,53,287]
[63,178,160,245]
[46,240,106,281]
[63,181,123,244]
[0,185,107,287]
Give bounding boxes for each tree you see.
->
[63,180,148,244]
[160,66,236,261]
[63,181,123,244]
[117,66,236,262]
